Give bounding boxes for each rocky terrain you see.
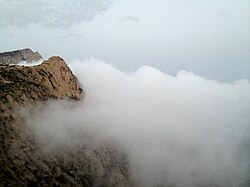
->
[0,48,43,65]
[0,55,130,186]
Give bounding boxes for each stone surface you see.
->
[0,56,130,186]
[0,56,82,101]
[0,48,43,65]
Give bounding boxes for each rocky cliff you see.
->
[0,48,43,65]
[0,56,130,186]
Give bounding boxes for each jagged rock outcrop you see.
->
[0,56,130,186]
[0,48,43,65]
[0,56,82,102]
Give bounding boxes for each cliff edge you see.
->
[0,56,82,103]
[0,55,129,186]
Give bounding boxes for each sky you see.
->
[0,0,249,82]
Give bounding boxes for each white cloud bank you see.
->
[23,58,250,186]
[12,59,44,66]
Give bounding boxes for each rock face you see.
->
[0,56,82,101]
[0,56,130,186]
[0,48,43,65]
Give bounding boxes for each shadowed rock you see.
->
[0,48,43,65]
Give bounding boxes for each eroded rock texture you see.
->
[0,48,43,65]
[0,56,130,186]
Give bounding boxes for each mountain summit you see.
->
[0,48,43,65]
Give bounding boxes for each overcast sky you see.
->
[0,0,249,82]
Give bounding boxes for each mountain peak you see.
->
[0,48,43,65]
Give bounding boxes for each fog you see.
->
[13,59,43,66]
[23,58,250,186]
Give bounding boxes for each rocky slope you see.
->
[0,48,43,65]
[0,56,130,186]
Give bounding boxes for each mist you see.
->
[22,58,250,186]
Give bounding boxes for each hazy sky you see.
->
[0,0,249,81]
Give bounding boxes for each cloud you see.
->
[120,15,139,23]
[22,58,250,186]
[0,0,111,29]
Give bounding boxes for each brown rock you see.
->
[0,48,43,65]
[39,56,82,100]
[0,56,82,104]
[0,56,130,187]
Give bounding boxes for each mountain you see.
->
[0,55,130,186]
[0,48,43,65]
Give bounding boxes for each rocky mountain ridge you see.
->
[0,48,43,65]
[0,55,130,186]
